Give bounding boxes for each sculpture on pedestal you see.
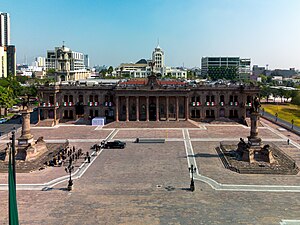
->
[237,96,275,163]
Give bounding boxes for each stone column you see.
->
[156,96,159,121]
[176,96,179,121]
[115,96,119,122]
[146,96,149,122]
[126,96,129,121]
[166,96,169,121]
[185,96,189,120]
[18,109,34,145]
[136,96,139,121]
[248,112,261,145]
[37,104,41,123]
[54,92,57,122]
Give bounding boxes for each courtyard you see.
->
[0,118,300,224]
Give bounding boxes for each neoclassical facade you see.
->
[37,75,259,125]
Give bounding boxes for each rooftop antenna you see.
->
[157,38,160,47]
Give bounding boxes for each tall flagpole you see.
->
[11,130,16,187]
[8,131,19,225]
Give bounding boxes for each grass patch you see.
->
[261,103,300,126]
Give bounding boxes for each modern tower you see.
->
[0,12,10,46]
[152,44,164,74]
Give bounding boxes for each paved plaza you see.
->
[1,119,300,224]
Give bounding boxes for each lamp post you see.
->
[275,113,278,122]
[291,119,294,130]
[65,157,74,191]
[188,164,196,192]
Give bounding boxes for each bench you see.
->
[135,138,165,143]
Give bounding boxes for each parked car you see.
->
[104,140,126,149]
[0,118,8,124]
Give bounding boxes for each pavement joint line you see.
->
[107,129,119,140]
[0,148,104,191]
[280,220,300,225]
[182,128,300,193]
[261,120,300,149]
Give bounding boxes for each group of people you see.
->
[45,146,83,167]
[91,140,106,152]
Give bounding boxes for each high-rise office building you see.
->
[84,54,89,69]
[0,12,10,46]
[6,45,16,76]
[201,57,251,80]
[0,46,7,78]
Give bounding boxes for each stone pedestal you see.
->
[239,112,276,164]
[18,109,34,146]
[17,109,34,160]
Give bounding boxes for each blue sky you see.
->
[2,0,300,69]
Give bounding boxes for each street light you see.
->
[291,119,294,130]
[188,164,196,192]
[65,157,74,191]
[275,113,278,122]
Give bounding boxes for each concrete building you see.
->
[116,45,187,79]
[272,68,297,78]
[0,46,7,78]
[152,44,164,74]
[252,65,266,79]
[46,45,90,81]
[201,57,251,80]
[36,56,46,68]
[6,45,16,76]
[0,12,10,46]
[84,54,89,69]
[37,75,259,126]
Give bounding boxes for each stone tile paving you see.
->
[114,129,183,139]
[0,142,300,224]
[0,142,96,184]
[189,126,281,139]
[104,120,199,128]
[192,141,300,185]
[30,126,112,140]
[261,118,300,143]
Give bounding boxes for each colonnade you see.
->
[115,96,189,122]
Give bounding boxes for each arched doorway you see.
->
[219,108,225,117]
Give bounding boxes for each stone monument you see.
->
[16,97,48,160]
[237,96,275,163]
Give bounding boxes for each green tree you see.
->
[107,66,114,75]
[260,85,271,102]
[46,68,56,75]
[0,86,14,116]
[291,91,300,105]
[277,88,285,103]
[271,88,279,102]
[16,75,29,84]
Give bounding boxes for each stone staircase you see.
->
[36,119,55,127]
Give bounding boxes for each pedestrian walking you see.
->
[287,139,290,145]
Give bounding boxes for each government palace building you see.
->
[37,75,260,126]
